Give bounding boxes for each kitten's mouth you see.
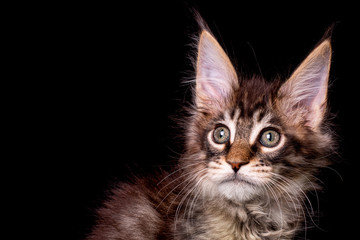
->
[222,174,255,186]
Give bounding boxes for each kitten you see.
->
[87,22,335,240]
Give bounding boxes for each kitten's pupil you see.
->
[220,130,225,138]
[266,133,273,141]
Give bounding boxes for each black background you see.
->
[30,1,359,239]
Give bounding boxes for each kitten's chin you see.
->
[204,172,266,203]
[200,177,258,203]
[217,180,259,203]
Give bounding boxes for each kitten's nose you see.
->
[226,140,251,173]
[227,161,248,173]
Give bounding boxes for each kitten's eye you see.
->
[259,129,280,148]
[213,125,230,144]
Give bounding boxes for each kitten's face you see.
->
[204,106,285,202]
[185,30,332,203]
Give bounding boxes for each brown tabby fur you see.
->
[87,21,335,240]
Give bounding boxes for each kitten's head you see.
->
[183,30,334,203]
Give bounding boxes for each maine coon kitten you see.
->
[87,24,335,240]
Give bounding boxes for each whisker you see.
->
[170,168,207,213]
[173,169,207,231]
[268,172,326,236]
[265,175,307,239]
[262,179,284,239]
[323,166,344,182]
[183,174,207,229]
[157,162,200,186]
[156,168,205,209]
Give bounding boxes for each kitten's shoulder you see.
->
[87,176,167,240]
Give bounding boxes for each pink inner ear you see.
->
[311,66,329,107]
[195,31,238,108]
[279,40,331,129]
[297,65,329,112]
[287,71,328,128]
[197,58,232,103]
[198,78,228,105]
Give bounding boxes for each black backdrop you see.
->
[44,1,359,239]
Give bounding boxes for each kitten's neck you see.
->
[182,195,299,240]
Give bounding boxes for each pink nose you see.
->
[227,161,248,173]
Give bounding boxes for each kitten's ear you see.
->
[278,39,332,129]
[195,30,238,109]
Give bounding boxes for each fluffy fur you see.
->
[87,22,335,240]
